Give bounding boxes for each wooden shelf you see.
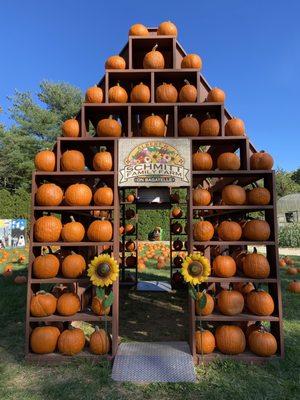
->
[192,205,273,210]
[29,312,112,322]
[195,312,279,322]
[35,171,115,176]
[31,277,90,284]
[32,242,113,247]
[192,170,273,176]
[25,352,113,364]
[196,350,281,364]
[193,241,276,246]
[206,277,277,283]
[34,206,114,211]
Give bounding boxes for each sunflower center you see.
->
[96,262,111,277]
[188,261,203,277]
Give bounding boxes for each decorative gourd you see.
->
[173,239,183,250]
[242,248,270,278]
[125,239,136,252]
[195,330,215,354]
[242,220,271,241]
[93,148,113,171]
[30,326,60,354]
[193,188,211,206]
[192,152,213,170]
[178,115,199,136]
[200,115,220,136]
[179,80,197,102]
[87,220,113,242]
[126,255,137,267]
[141,114,165,137]
[171,222,182,234]
[62,253,86,278]
[217,290,244,315]
[30,291,57,317]
[34,216,62,242]
[213,255,236,277]
[108,83,128,103]
[250,151,274,170]
[93,187,113,206]
[85,85,103,103]
[221,185,246,205]
[64,183,92,206]
[217,221,242,241]
[246,290,274,316]
[90,326,110,355]
[61,217,85,242]
[61,118,80,137]
[56,292,81,316]
[156,83,178,103]
[157,21,178,36]
[206,87,225,103]
[195,292,214,316]
[181,54,202,69]
[193,221,214,241]
[172,207,182,218]
[58,327,85,355]
[33,254,60,278]
[217,152,240,170]
[34,150,56,171]
[130,82,150,103]
[125,223,135,234]
[61,150,85,171]
[248,329,277,357]
[105,55,126,69]
[97,115,122,137]
[91,296,111,316]
[246,187,271,205]
[225,118,245,136]
[215,325,246,355]
[288,280,300,293]
[36,183,63,206]
[286,267,297,275]
[129,23,149,36]
[143,44,165,69]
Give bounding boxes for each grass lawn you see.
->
[0,249,299,400]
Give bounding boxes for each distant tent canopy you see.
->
[277,193,300,225]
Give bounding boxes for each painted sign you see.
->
[118,138,191,187]
[0,219,27,248]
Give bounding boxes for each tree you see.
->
[291,168,300,185]
[0,188,30,219]
[275,169,300,198]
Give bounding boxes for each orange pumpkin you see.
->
[130,82,150,103]
[193,221,214,241]
[156,83,178,103]
[242,248,270,278]
[61,150,85,171]
[58,328,85,355]
[233,282,255,297]
[56,292,81,316]
[93,187,113,206]
[157,21,178,36]
[141,114,165,137]
[213,255,236,277]
[34,216,62,242]
[64,183,92,206]
[62,253,86,278]
[217,152,240,170]
[193,188,211,206]
[129,23,149,36]
[195,330,215,354]
[217,221,242,241]
[34,150,55,171]
[30,326,60,354]
[93,148,113,171]
[91,296,111,316]
[200,116,220,136]
[108,83,128,103]
[195,292,214,316]
[286,267,298,275]
[217,290,244,315]
[87,220,113,242]
[206,88,225,103]
[178,115,199,136]
[248,329,277,356]
[179,80,197,102]
[215,325,246,355]
[89,326,110,355]
[225,118,245,136]
[242,220,271,241]
[30,291,57,317]
[181,54,202,69]
[246,290,274,316]
[97,115,122,137]
[192,152,213,170]
[85,85,103,103]
[250,151,274,170]
[61,218,85,242]
[288,280,300,293]
[61,118,80,137]
[33,254,60,278]
[36,183,63,206]
[143,44,165,69]
[105,55,126,69]
[221,185,246,205]
[246,187,271,205]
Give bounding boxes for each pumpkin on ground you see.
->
[250,151,274,170]
[193,188,211,206]
[34,216,62,242]
[156,83,178,103]
[129,23,149,36]
[195,330,215,354]
[192,152,213,170]
[34,150,56,171]
[195,292,214,316]
[179,80,197,102]
[206,88,225,103]
[91,296,111,316]
[217,290,244,316]
[61,217,85,242]
[97,115,122,137]
[242,248,270,278]
[64,183,92,206]
[108,83,128,103]
[215,325,246,355]
[30,326,60,354]
[130,82,150,103]
[242,220,271,241]
[157,21,178,36]
[36,183,63,206]
[58,328,85,355]
[33,254,60,278]
[62,253,86,278]
[89,326,110,355]
[246,187,271,205]
[93,149,113,171]
[225,118,245,136]
[85,85,103,103]
[87,220,113,242]
[221,185,246,205]
[246,290,274,316]
[193,221,214,241]
[213,255,236,278]
[93,187,114,206]
[288,280,300,293]
[143,44,165,69]
[30,291,57,317]
[105,55,126,69]
[61,118,80,137]
[178,115,199,136]
[217,221,242,241]
[56,292,81,316]
[14,275,27,284]
[248,329,277,357]
[61,150,85,171]
[141,114,165,136]
[217,152,240,170]
[200,116,220,136]
[181,54,202,69]
[286,267,297,275]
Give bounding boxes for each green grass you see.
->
[0,248,299,400]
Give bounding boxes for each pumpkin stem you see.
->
[99,146,107,152]
[36,290,47,295]
[152,44,158,51]
[108,115,113,120]
[206,112,211,119]
[184,79,190,85]
[95,325,100,332]
[70,216,75,222]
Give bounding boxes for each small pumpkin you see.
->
[195,330,215,354]
[85,85,103,103]
[192,151,213,170]
[286,267,298,275]
[233,282,255,297]
[193,188,211,206]
[171,222,182,234]
[33,254,60,278]
[34,216,62,242]
[125,239,136,252]
[246,290,274,316]
[130,82,150,103]
[173,239,183,250]
[246,187,271,205]
[93,148,113,171]
[127,193,135,203]
[156,83,178,103]
[242,220,271,241]
[105,55,126,69]
[250,151,274,170]
[213,255,236,278]
[126,255,137,267]
[181,54,202,69]
[91,297,111,316]
[248,329,277,357]
[178,114,199,136]
[125,208,135,219]
[157,21,178,36]
[174,255,183,268]
[30,326,60,354]
[62,253,86,278]
[125,223,135,234]
[217,152,240,170]
[143,44,165,69]
[242,248,270,278]
[225,118,245,136]
[90,326,110,355]
[200,115,220,136]
[93,187,113,206]
[195,292,214,316]
[34,150,55,171]
[215,325,246,355]
[14,275,27,284]
[97,115,122,137]
[179,80,197,102]
[61,118,80,137]
[288,280,300,293]
[206,87,225,103]
[193,221,214,241]
[61,217,85,242]
[141,114,165,137]
[36,183,63,206]
[2,265,13,277]
[58,327,85,355]
[56,292,81,316]
[129,23,149,36]
[218,290,244,316]
[172,207,182,218]
[217,221,242,241]
[30,291,57,317]
[61,150,85,171]
[108,83,128,103]
[64,183,92,206]
[279,258,286,268]
[221,185,246,205]
[87,220,113,242]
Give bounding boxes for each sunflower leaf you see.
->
[102,291,114,308]
[188,285,197,301]
[198,293,207,310]
[96,287,105,300]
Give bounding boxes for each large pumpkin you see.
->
[61,118,80,137]
[108,83,128,103]
[213,255,236,278]
[248,329,277,357]
[217,290,244,315]
[93,187,114,206]
[195,330,215,354]
[129,23,149,36]
[217,152,240,170]
[193,221,214,241]
[246,187,271,205]
[242,248,270,278]
[30,326,60,354]
[62,253,86,278]
[195,292,214,316]
[130,82,150,103]
[193,188,211,206]
[178,115,199,136]
[143,44,165,69]
[200,116,220,136]
[192,152,213,170]
[156,83,178,103]
[157,21,178,36]
[179,80,197,102]
[246,290,274,316]
[250,151,274,170]
[61,218,85,242]
[215,325,246,355]
[93,149,113,171]
[87,220,113,242]
[206,88,225,103]
[225,118,245,136]
[33,254,60,278]
[90,326,110,355]
[36,183,63,206]
[61,150,85,171]
[181,54,202,69]
[64,183,92,206]
[217,221,242,241]
[105,55,126,69]
[141,114,165,137]
[221,185,246,205]
[242,220,271,241]
[34,216,62,242]
[56,292,81,316]
[85,85,103,103]
[34,150,56,171]
[97,115,122,137]
[30,291,57,317]
[58,328,85,355]
[91,296,111,316]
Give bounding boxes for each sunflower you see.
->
[88,254,119,287]
[181,253,211,286]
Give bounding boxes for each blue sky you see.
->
[0,0,299,171]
